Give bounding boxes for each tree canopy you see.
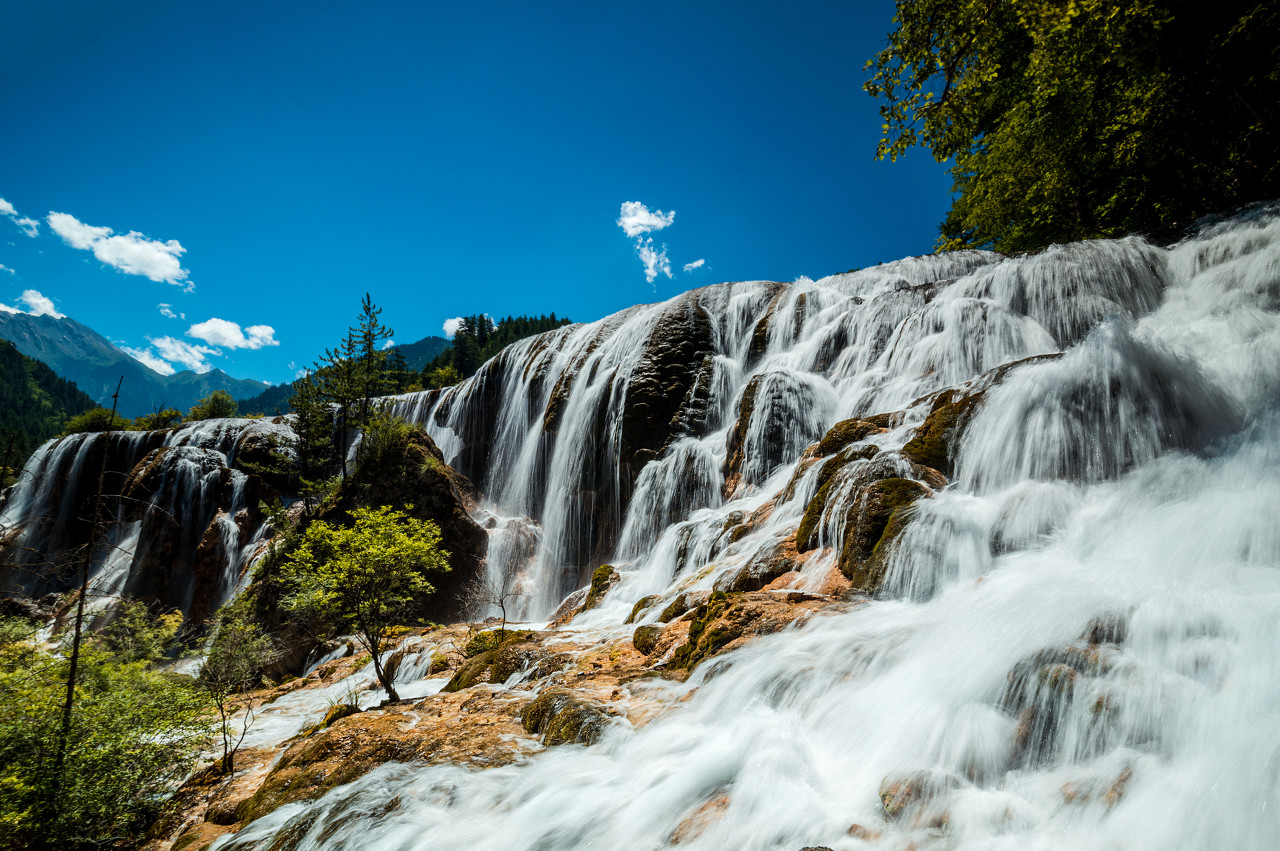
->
[278,505,449,701]
[867,0,1280,252]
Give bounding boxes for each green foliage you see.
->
[423,313,573,380]
[867,1,1280,252]
[62,406,133,435]
[91,599,183,664]
[0,340,97,484]
[278,505,449,701]
[187,389,239,421]
[425,363,462,390]
[131,407,183,431]
[198,601,277,773]
[0,616,211,849]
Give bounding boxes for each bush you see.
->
[62,407,132,435]
[0,617,211,849]
[187,390,238,421]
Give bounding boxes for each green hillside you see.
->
[0,339,97,484]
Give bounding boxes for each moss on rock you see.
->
[521,690,610,746]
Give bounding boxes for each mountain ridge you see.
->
[0,310,269,417]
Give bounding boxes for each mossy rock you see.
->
[794,446,887,551]
[443,650,497,692]
[901,389,973,476]
[659,594,692,623]
[632,624,664,656]
[306,702,361,735]
[582,564,619,612]
[626,594,660,624]
[815,418,885,457]
[669,591,739,670]
[521,690,610,746]
[464,628,534,657]
[839,478,928,590]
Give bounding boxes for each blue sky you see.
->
[0,0,951,385]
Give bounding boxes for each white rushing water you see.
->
[215,206,1280,850]
[0,418,293,618]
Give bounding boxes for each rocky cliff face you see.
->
[0,417,487,631]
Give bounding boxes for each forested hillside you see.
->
[0,340,96,485]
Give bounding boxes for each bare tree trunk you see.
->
[51,378,123,799]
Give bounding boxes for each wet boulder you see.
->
[620,295,716,484]
[521,689,611,746]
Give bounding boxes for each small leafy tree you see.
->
[187,389,239,421]
[132,407,183,431]
[424,363,462,390]
[279,505,449,702]
[62,407,132,434]
[197,604,277,775]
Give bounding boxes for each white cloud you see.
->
[683,259,706,272]
[18,289,64,318]
[637,238,672,285]
[0,289,65,318]
[0,264,13,274]
[187,317,278,349]
[120,345,177,376]
[157,303,184,320]
[0,198,39,237]
[442,317,464,338]
[46,211,190,285]
[381,338,396,350]
[617,202,675,238]
[152,336,219,373]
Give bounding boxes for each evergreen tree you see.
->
[350,293,394,423]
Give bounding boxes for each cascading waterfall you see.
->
[0,417,292,621]
[226,204,1280,850]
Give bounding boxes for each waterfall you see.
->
[223,204,1280,850]
[0,417,293,622]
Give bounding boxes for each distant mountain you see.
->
[392,335,449,371]
[0,311,269,418]
[0,339,97,478]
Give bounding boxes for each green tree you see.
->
[197,604,277,775]
[187,389,239,421]
[132,406,183,431]
[314,332,362,478]
[288,370,337,500]
[278,505,449,702]
[351,293,394,423]
[867,0,1280,252]
[0,617,211,849]
[424,363,462,390]
[62,407,132,434]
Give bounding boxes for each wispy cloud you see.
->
[47,211,191,286]
[381,338,396,350]
[637,239,671,285]
[683,259,705,272]
[442,317,464,338]
[0,264,14,275]
[617,202,690,288]
[120,345,177,376]
[617,201,675,238]
[0,198,39,237]
[187,317,278,349]
[158,303,185,320]
[0,289,64,319]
